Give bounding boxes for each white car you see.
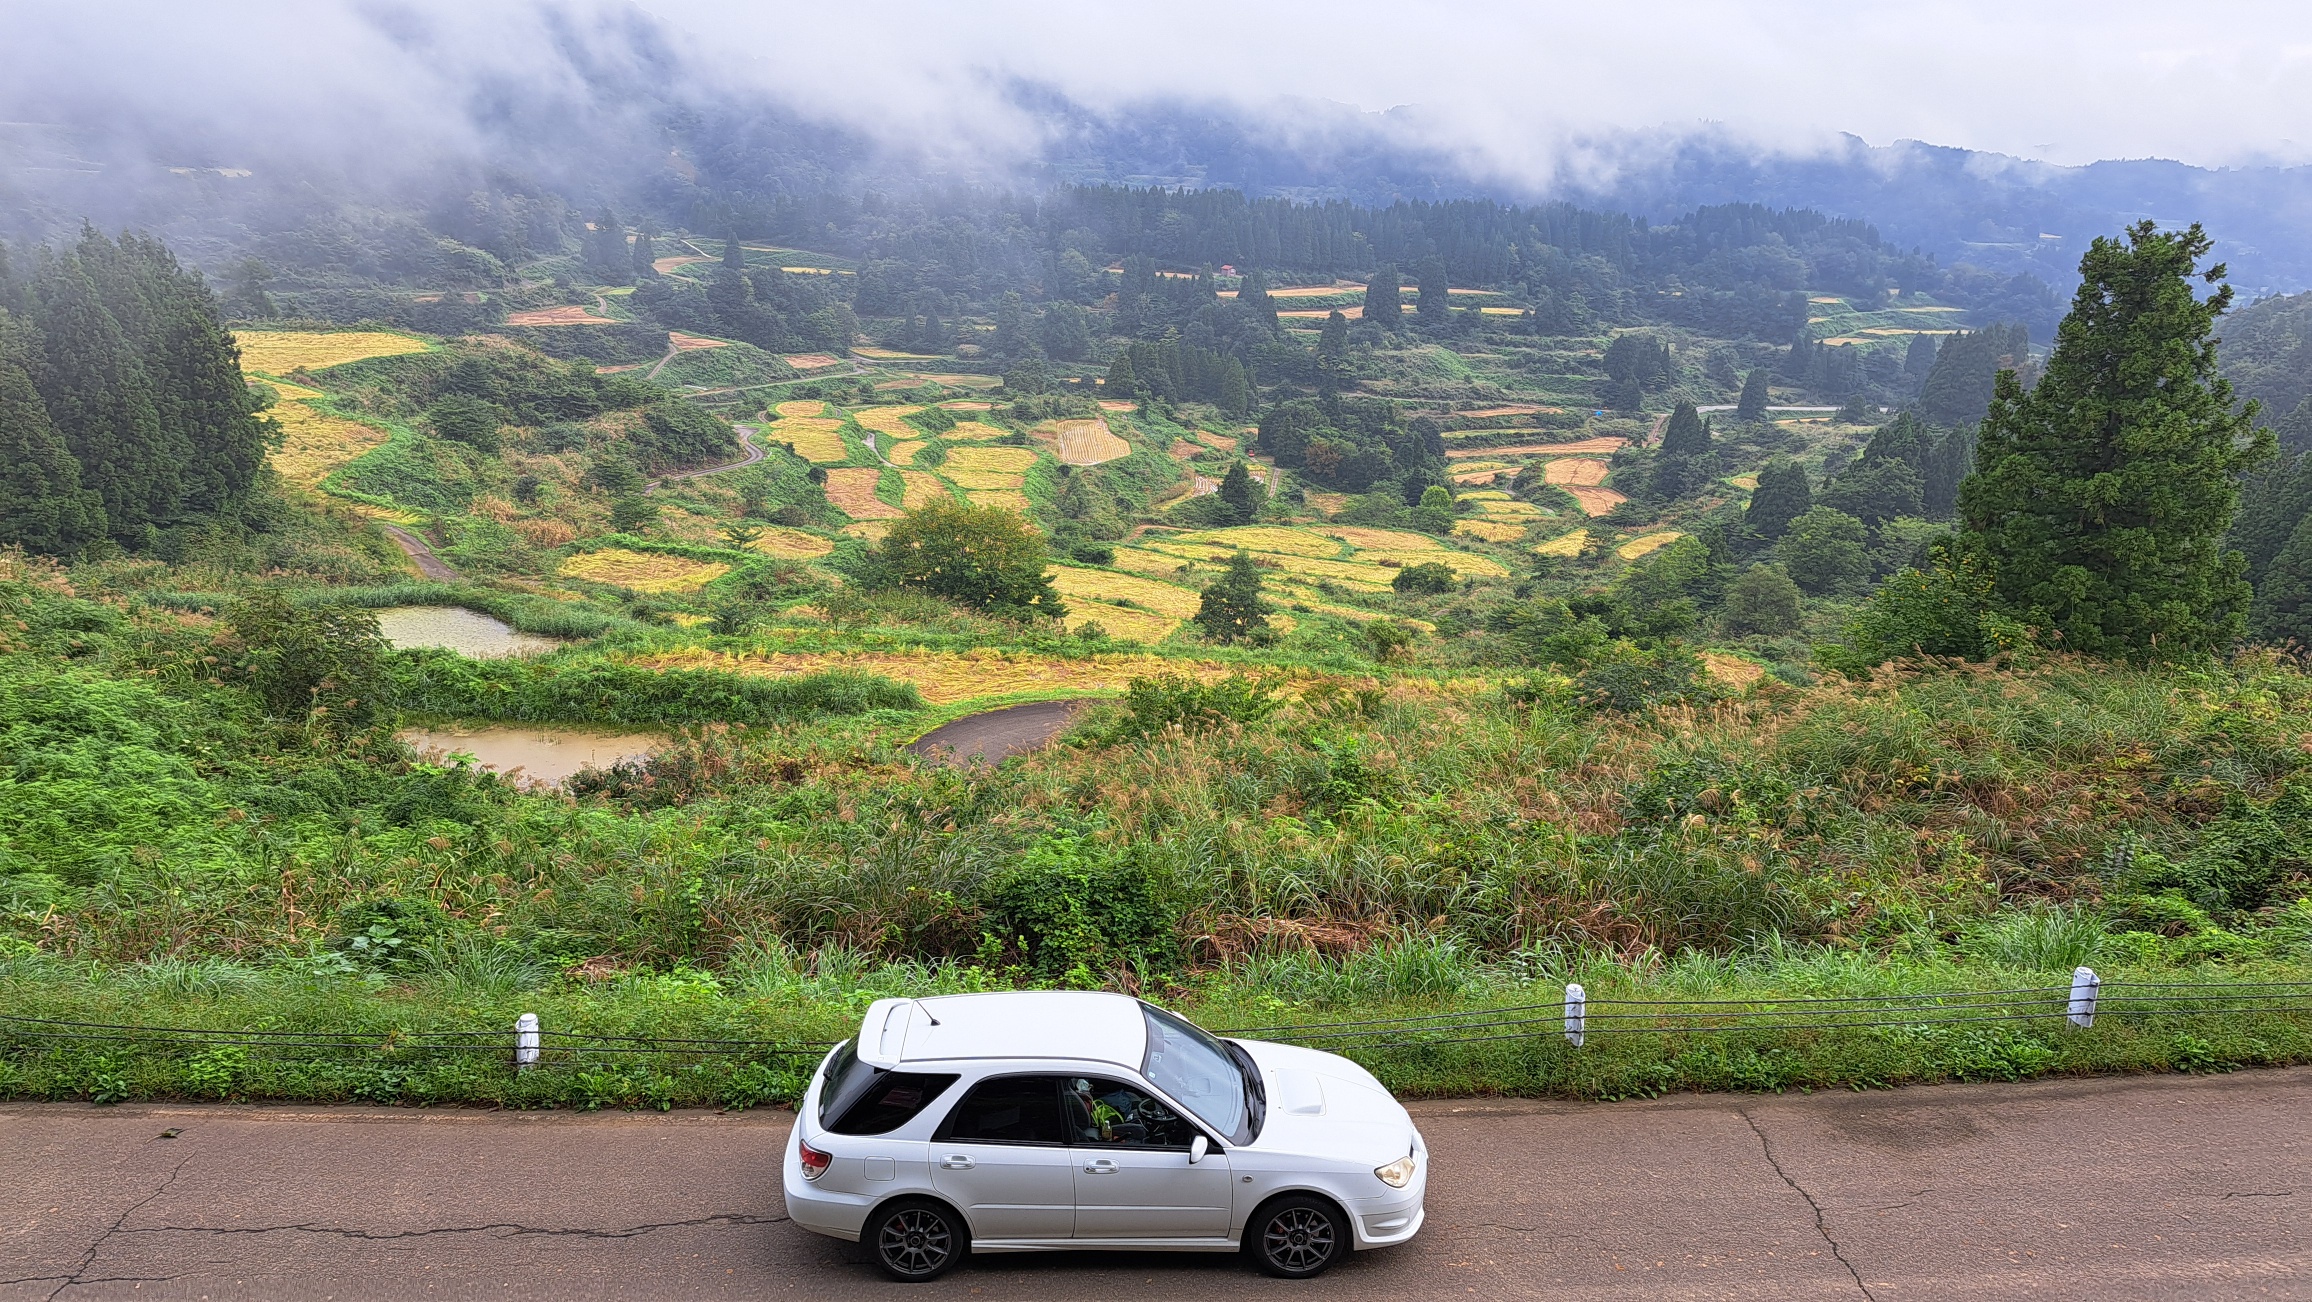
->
[783,990,1427,1282]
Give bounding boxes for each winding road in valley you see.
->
[905,698,1093,765]
[4,1068,2304,1299]
[650,425,766,490]
[379,524,460,582]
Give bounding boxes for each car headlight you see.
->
[1374,1154,1417,1188]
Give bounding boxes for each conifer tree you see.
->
[1217,462,1264,524]
[1736,367,1771,420]
[631,229,658,280]
[1316,309,1350,391]
[1240,268,1278,329]
[1104,351,1138,398]
[1194,550,1271,643]
[1415,258,1449,323]
[721,228,746,271]
[1365,266,1402,325]
[1744,459,1812,541]
[2251,515,2312,645]
[1902,332,1939,392]
[0,313,104,553]
[28,252,181,542]
[1658,400,1709,456]
[1958,223,2268,657]
[116,234,267,512]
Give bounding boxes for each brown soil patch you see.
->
[1543,458,1611,486]
[1046,417,1130,465]
[1279,306,1363,320]
[1201,433,1240,452]
[1699,652,1766,688]
[824,467,901,519]
[1266,283,1365,297]
[1564,486,1627,516]
[1098,400,1136,411]
[1448,437,1628,459]
[783,353,842,370]
[1169,439,1202,461]
[505,305,616,326]
[668,332,728,351]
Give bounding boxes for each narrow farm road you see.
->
[3,1068,2304,1300]
[906,698,1093,765]
[379,523,459,582]
[651,425,765,489]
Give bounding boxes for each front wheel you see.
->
[869,1198,966,1283]
[1248,1194,1347,1279]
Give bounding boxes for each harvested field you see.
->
[1168,439,1202,460]
[1455,405,1550,418]
[1564,486,1627,516]
[1264,283,1365,297]
[1534,531,1588,557]
[1180,526,1341,557]
[1479,307,1524,316]
[882,439,927,466]
[1098,400,1136,411]
[652,255,712,274]
[745,527,836,560]
[774,400,828,418]
[824,467,901,519]
[1454,519,1530,543]
[1201,433,1240,452]
[940,401,994,411]
[766,417,849,464]
[842,521,890,542]
[946,445,1037,474]
[234,330,427,375]
[668,332,728,351]
[261,381,390,487]
[1279,306,1363,320]
[1728,474,1761,490]
[558,548,730,594]
[503,306,615,326]
[1062,601,1181,642]
[630,647,1227,706]
[1045,417,1130,465]
[853,406,924,435]
[944,471,1025,491]
[1544,458,1611,486]
[1617,531,1684,560]
[1446,436,1628,459]
[897,470,954,508]
[783,353,842,369]
[1048,566,1202,618]
[964,489,1033,511]
[853,347,946,360]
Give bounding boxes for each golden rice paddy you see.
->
[745,527,836,560]
[943,445,1035,474]
[1543,458,1612,486]
[631,647,1227,706]
[882,439,928,466]
[503,306,614,326]
[234,330,427,376]
[1044,418,1131,465]
[1617,531,1684,560]
[783,353,842,369]
[1447,437,1628,459]
[558,548,731,594]
[942,421,1014,442]
[774,400,828,418]
[897,470,954,508]
[853,406,924,435]
[1318,526,1447,552]
[1564,486,1627,516]
[1180,526,1341,557]
[824,468,901,519]
[1535,531,1588,557]
[1454,519,1530,543]
[945,471,1027,491]
[261,383,391,487]
[964,489,1034,511]
[767,417,850,464]
[1728,474,1761,490]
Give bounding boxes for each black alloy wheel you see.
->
[1250,1195,1345,1279]
[872,1199,965,1283]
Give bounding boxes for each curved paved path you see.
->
[3,1068,2304,1299]
[905,699,1094,765]
[379,524,459,582]
[651,426,765,489]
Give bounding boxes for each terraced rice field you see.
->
[1044,417,1131,465]
[1564,486,1627,516]
[784,354,842,369]
[631,647,1227,706]
[1169,439,1203,461]
[234,330,428,375]
[558,548,731,594]
[504,306,614,326]
[1279,306,1364,320]
[1617,531,1684,560]
[1454,519,1530,542]
[1534,531,1588,557]
[853,406,924,437]
[774,400,828,418]
[946,446,1037,474]
[1047,565,1205,640]
[1544,458,1611,486]
[667,332,727,351]
[1728,474,1761,490]
[896,470,954,508]
[883,439,928,466]
[824,468,901,519]
[765,417,850,464]
[745,527,836,560]
[942,421,1013,442]
[259,379,392,488]
[1446,437,1628,459]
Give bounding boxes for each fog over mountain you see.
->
[7,0,2312,291]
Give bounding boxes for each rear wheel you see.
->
[1248,1194,1346,1279]
[869,1198,966,1283]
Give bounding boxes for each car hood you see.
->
[1233,1038,1416,1162]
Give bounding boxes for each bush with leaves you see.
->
[1099,673,1284,742]
[1724,563,1803,635]
[982,834,1173,979]
[1817,542,2033,675]
[1193,550,1271,643]
[875,498,1064,619]
[224,591,391,734]
[1391,560,1457,595]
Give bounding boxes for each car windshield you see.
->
[1139,1003,1251,1143]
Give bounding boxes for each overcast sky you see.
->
[10,0,2312,178]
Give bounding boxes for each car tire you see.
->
[868,1198,967,1283]
[1247,1194,1347,1279]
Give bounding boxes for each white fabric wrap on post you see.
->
[515,1012,541,1068]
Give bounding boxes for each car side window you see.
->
[937,1075,1068,1145]
[1064,1076,1200,1150]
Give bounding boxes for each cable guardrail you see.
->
[4,970,2310,1067]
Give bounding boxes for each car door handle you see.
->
[1082,1158,1119,1174]
[940,1156,975,1170]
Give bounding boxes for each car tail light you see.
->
[798,1138,832,1181]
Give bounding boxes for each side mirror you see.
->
[1188,1134,1210,1164]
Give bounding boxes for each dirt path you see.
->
[5,1068,2305,1299]
[650,425,765,490]
[379,524,459,582]
[905,698,1094,765]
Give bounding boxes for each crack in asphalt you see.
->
[113,1212,790,1242]
[1739,1109,1878,1302]
[2219,1191,2295,1198]
[36,1144,197,1301]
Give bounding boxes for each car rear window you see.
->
[818,1041,958,1136]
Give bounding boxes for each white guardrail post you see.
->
[1564,983,1586,1048]
[515,1012,541,1069]
[2067,968,2100,1029]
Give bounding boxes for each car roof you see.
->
[855,991,1149,1071]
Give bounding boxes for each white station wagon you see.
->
[783,991,1427,1281]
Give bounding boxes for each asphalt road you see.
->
[4,1069,2305,1301]
[905,699,1092,766]
[378,525,459,582]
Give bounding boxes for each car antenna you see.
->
[913,998,941,1027]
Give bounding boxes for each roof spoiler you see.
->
[856,997,917,1069]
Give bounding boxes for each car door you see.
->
[929,1074,1076,1241]
[1063,1075,1234,1240]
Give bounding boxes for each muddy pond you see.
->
[376,606,563,658]
[398,725,665,789]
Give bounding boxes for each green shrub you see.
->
[389,651,921,726]
[1100,673,1284,742]
[982,835,1172,979]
